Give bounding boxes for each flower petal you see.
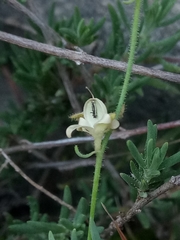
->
[66,124,80,138]
[78,117,95,136]
[83,98,107,127]
[111,119,120,129]
[78,117,91,127]
[98,114,111,124]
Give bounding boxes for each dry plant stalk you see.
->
[0,149,76,212]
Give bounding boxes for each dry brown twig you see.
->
[6,0,64,45]
[4,119,180,154]
[5,0,82,112]
[0,31,180,83]
[0,149,76,213]
[56,65,81,112]
[103,175,180,238]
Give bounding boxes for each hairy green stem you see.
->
[87,149,104,240]
[87,1,142,239]
[115,0,142,119]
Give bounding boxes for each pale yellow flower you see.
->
[66,97,119,140]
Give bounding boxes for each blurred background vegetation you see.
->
[1,0,180,239]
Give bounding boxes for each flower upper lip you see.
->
[66,97,119,139]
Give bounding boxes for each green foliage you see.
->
[137,0,180,62]
[102,2,126,59]
[8,187,90,240]
[49,231,55,240]
[53,7,105,46]
[120,120,180,197]
[0,0,180,144]
[1,1,180,240]
[89,218,102,240]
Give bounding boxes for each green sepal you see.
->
[120,173,139,188]
[75,145,96,158]
[127,140,145,168]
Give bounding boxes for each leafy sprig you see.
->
[121,120,180,197]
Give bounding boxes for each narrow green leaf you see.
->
[117,0,130,30]
[48,3,55,27]
[59,28,78,43]
[146,120,157,150]
[162,60,180,74]
[145,139,154,167]
[77,19,86,37]
[120,173,139,188]
[74,198,88,224]
[108,3,124,50]
[79,28,91,45]
[48,231,55,240]
[91,17,105,35]
[160,142,168,161]
[152,30,180,54]
[59,218,73,230]
[27,197,39,221]
[137,211,151,229]
[130,161,140,181]
[71,229,78,240]
[159,13,180,27]
[159,151,180,169]
[89,218,102,240]
[59,186,72,220]
[9,221,66,234]
[74,7,81,28]
[149,148,161,171]
[158,0,177,22]
[127,140,145,168]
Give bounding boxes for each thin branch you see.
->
[28,159,96,171]
[0,31,180,83]
[113,120,180,140]
[5,0,82,111]
[103,175,180,239]
[6,0,62,44]
[0,149,76,212]
[0,158,9,173]
[4,137,93,154]
[4,120,180,154]
[57,65,81,112]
